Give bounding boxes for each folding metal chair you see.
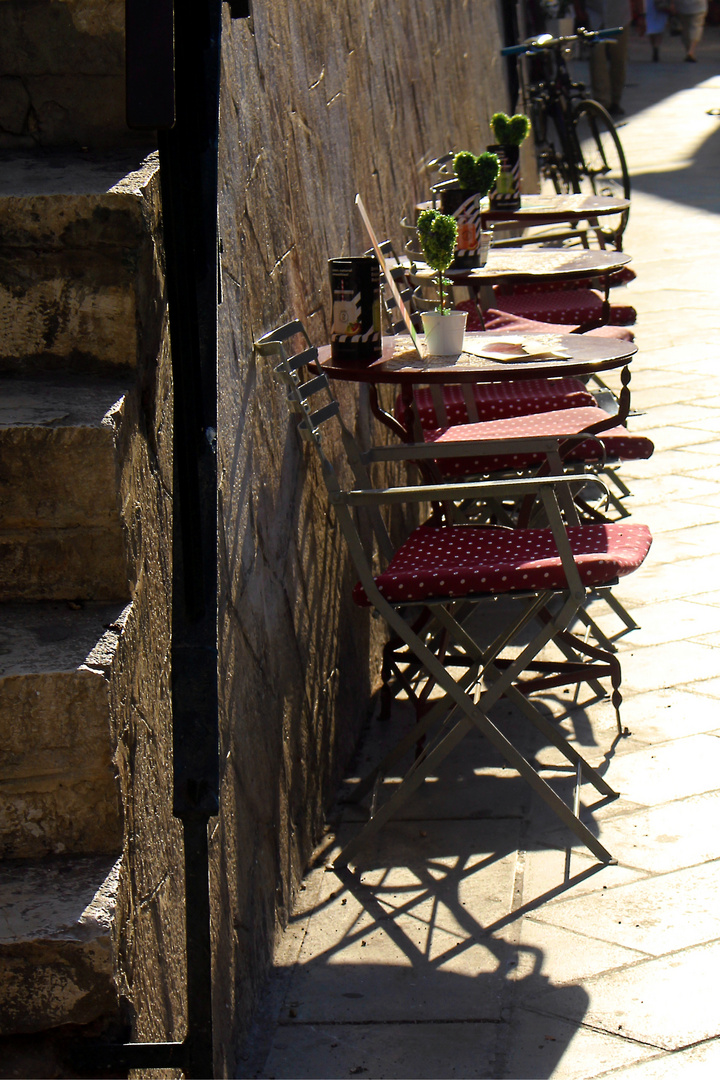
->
[255,321,652,867]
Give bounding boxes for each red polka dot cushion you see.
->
[491,288,637,327]
[494,266,637,295]
[458,304,635,341]
[395,378,595,430]
[352,522,652,606]
[422,407,655,476]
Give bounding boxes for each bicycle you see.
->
[502,26,631,249]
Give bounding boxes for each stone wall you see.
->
[0,0,151,151]
[214,1,508,1071]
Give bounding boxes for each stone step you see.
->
[0,150,160,372]
[0,373,132,601]
[0,854,119,1035]
[0,0,150,151]
[0,601,127,859]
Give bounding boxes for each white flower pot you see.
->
[422,310,467,356]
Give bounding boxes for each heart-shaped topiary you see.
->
[416,208,458,313]
[416,208,458,273]
[491,112,530,147]
[452,150,500,194]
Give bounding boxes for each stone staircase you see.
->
[0,143,163,1052]
[1,4,168,1054]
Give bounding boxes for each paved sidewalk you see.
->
[241,26,720,1080]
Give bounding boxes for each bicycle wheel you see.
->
[533,107,575,195]
[571,99,631,247]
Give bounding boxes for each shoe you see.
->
[685,54,697,62]
[608,103,625,118]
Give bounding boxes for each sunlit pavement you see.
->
[239,25,720,1080]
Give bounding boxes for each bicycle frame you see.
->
[502,28,630,246]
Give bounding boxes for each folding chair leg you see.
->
[570,605,617,654]
[498,679,616,798]
[346,662,481,806]
[603,465,633,500]
[335,699,614,869]
[334,593,616,868]
[595,587,639,631]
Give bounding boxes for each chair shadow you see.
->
[246,683,624,1077]
[251,789,596,1078]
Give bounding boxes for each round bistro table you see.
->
[416,192,631,251]
[478,193,630,228]
[410,248,632,328]
[317,331,637,441]
[417,192,630,228]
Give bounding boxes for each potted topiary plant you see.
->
[436,150,500,269]
[416,208,467,355]
[488,111,531,211]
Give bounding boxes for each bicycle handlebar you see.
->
[501,26,622,57]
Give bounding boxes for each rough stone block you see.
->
[0,376,132,601]
[0,855,119,1034]
[0,151,161,371]
[0,602,126,858]
[0,0,148,149]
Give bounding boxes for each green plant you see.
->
[452,150,500,194]
[491,112,531,146]
[416,209,458,315]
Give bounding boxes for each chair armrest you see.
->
[341,473,602,507]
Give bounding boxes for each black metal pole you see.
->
[70,2,252,1076]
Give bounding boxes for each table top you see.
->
[317,332,636,385]
[411,248,631,285]
[417,193,630,225]
[482,193,630,224]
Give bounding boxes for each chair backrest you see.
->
[254,321,396,566]
[363,240,422,335]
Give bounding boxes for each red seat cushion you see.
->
[395,377,596,430]
[491,288,637,327]
[353,522,652,606]
[458,304,635,341]
[495,266,637,295]
[422,407,655,475]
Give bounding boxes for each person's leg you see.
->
[608,25,629,112]
[678,13,695,58]
[649,32,663,62]
[687,11,706,59]
[589,41,611,109]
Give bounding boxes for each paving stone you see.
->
[617,499,718,534]
[587,791,720,874]
[518,846,647,909]
[601,599,720,649]
[579,687,720,747]
[502,1010,658,1080]
[532,939,720,1051]
[634,425,716,451]
[617,642,720,694]
[602,735,720,805]
[592,1037,720,1078]
[280,821,521,1023]
[610,561,720,607]
[505,919,647,986]
[530,860,720,957]
[261,1021,500,1079]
